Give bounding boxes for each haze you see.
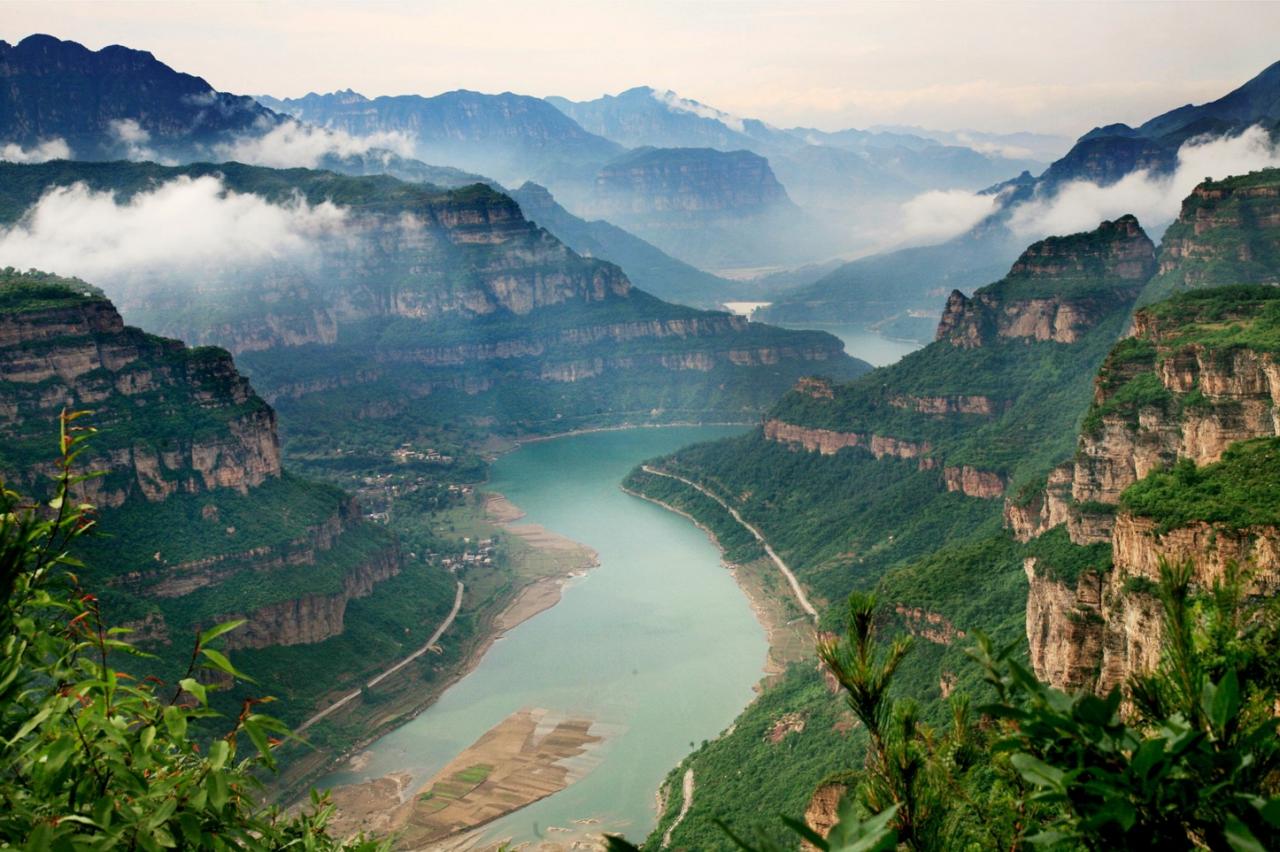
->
[7,0,1280,137]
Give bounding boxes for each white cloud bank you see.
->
[214,120,415,169]
[1009,125,1280,238]
[898,188,1001,244]
[0,176,347,282]
[1,138,72,163]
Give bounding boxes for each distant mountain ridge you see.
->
[0,33,275,160]
[257,88,623,189]
[549,85,1048,233]
[763,58,1280,329]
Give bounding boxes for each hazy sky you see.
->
[6,1,1280,137]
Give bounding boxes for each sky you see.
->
[4,0,1280,138]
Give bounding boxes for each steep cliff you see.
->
[935,215,1155,348]
[1019,285,1280,693]
[0,270,401,656]
[0,270,280,506]
[588,147,793,216]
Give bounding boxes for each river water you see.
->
[777,323,923,367]
[321,426,764,844]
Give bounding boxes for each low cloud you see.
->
[897,188,1000,244]
[108,119,160,162]
[652,89,747,132]
[214,119,415,168]
[1009,125,1280,238]
[0,175,347,283]
[1,138,72,163]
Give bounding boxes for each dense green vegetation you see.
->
[1121,437,1280,531]
[0,267,103,310]
[627,434,1003,613]
[0,415,378,849]
[770,308,1127,483]
[1023,525,1114,584]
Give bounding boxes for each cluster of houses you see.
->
[432,537,497,571]
[390,443,455,464]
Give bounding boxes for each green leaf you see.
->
[1225,815,1267,852]
[162,705,187,740]
[199,648,254,683]
[1011,752,1066,791]
[198,620,246,648]
[208,738,230,771]
[1210,669,1240,734]
[178,678,207,706]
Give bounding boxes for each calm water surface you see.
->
[777,323,923,367]
[320,426,764,843]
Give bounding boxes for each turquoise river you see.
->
[322,426,766,845]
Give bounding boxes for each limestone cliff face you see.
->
[0,289,281,507]
[125,191,634,355]
[894,605,966,645]
[1023,559,1107,690]
[1018,285,1280,693]
[763,419,933,462]
[219,542,401,650]
[937,215,1155,349]
[1005,466,1074,542]
[889,394,1001,415]
[1066,303,1280,545]
[942,465,1006,499]
[803,783,849,850]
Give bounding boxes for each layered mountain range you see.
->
[0,161,867,444]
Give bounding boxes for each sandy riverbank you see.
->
[327,709,606,847]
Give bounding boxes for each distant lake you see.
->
[777,323,924,367]
[319,426,764,844]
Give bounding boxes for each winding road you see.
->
[296,579,465,733]
[640,466,819,623]
[661,768,696,849]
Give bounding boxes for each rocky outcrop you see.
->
[942,466,1006,499]
[889,394,1001,415]
[1147,174,1280,295]
[1066,304,1280,545]
[1112,514,1280,596]
[0,273,404,657]
[894,605,966,645]
[1023,560,1107,691]
[803,783,849,850]
[1005,465,1074,542]
[937,216,1155,349]
[219,543,400,650]
[763,419,932,461]
[796,377,835,399]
